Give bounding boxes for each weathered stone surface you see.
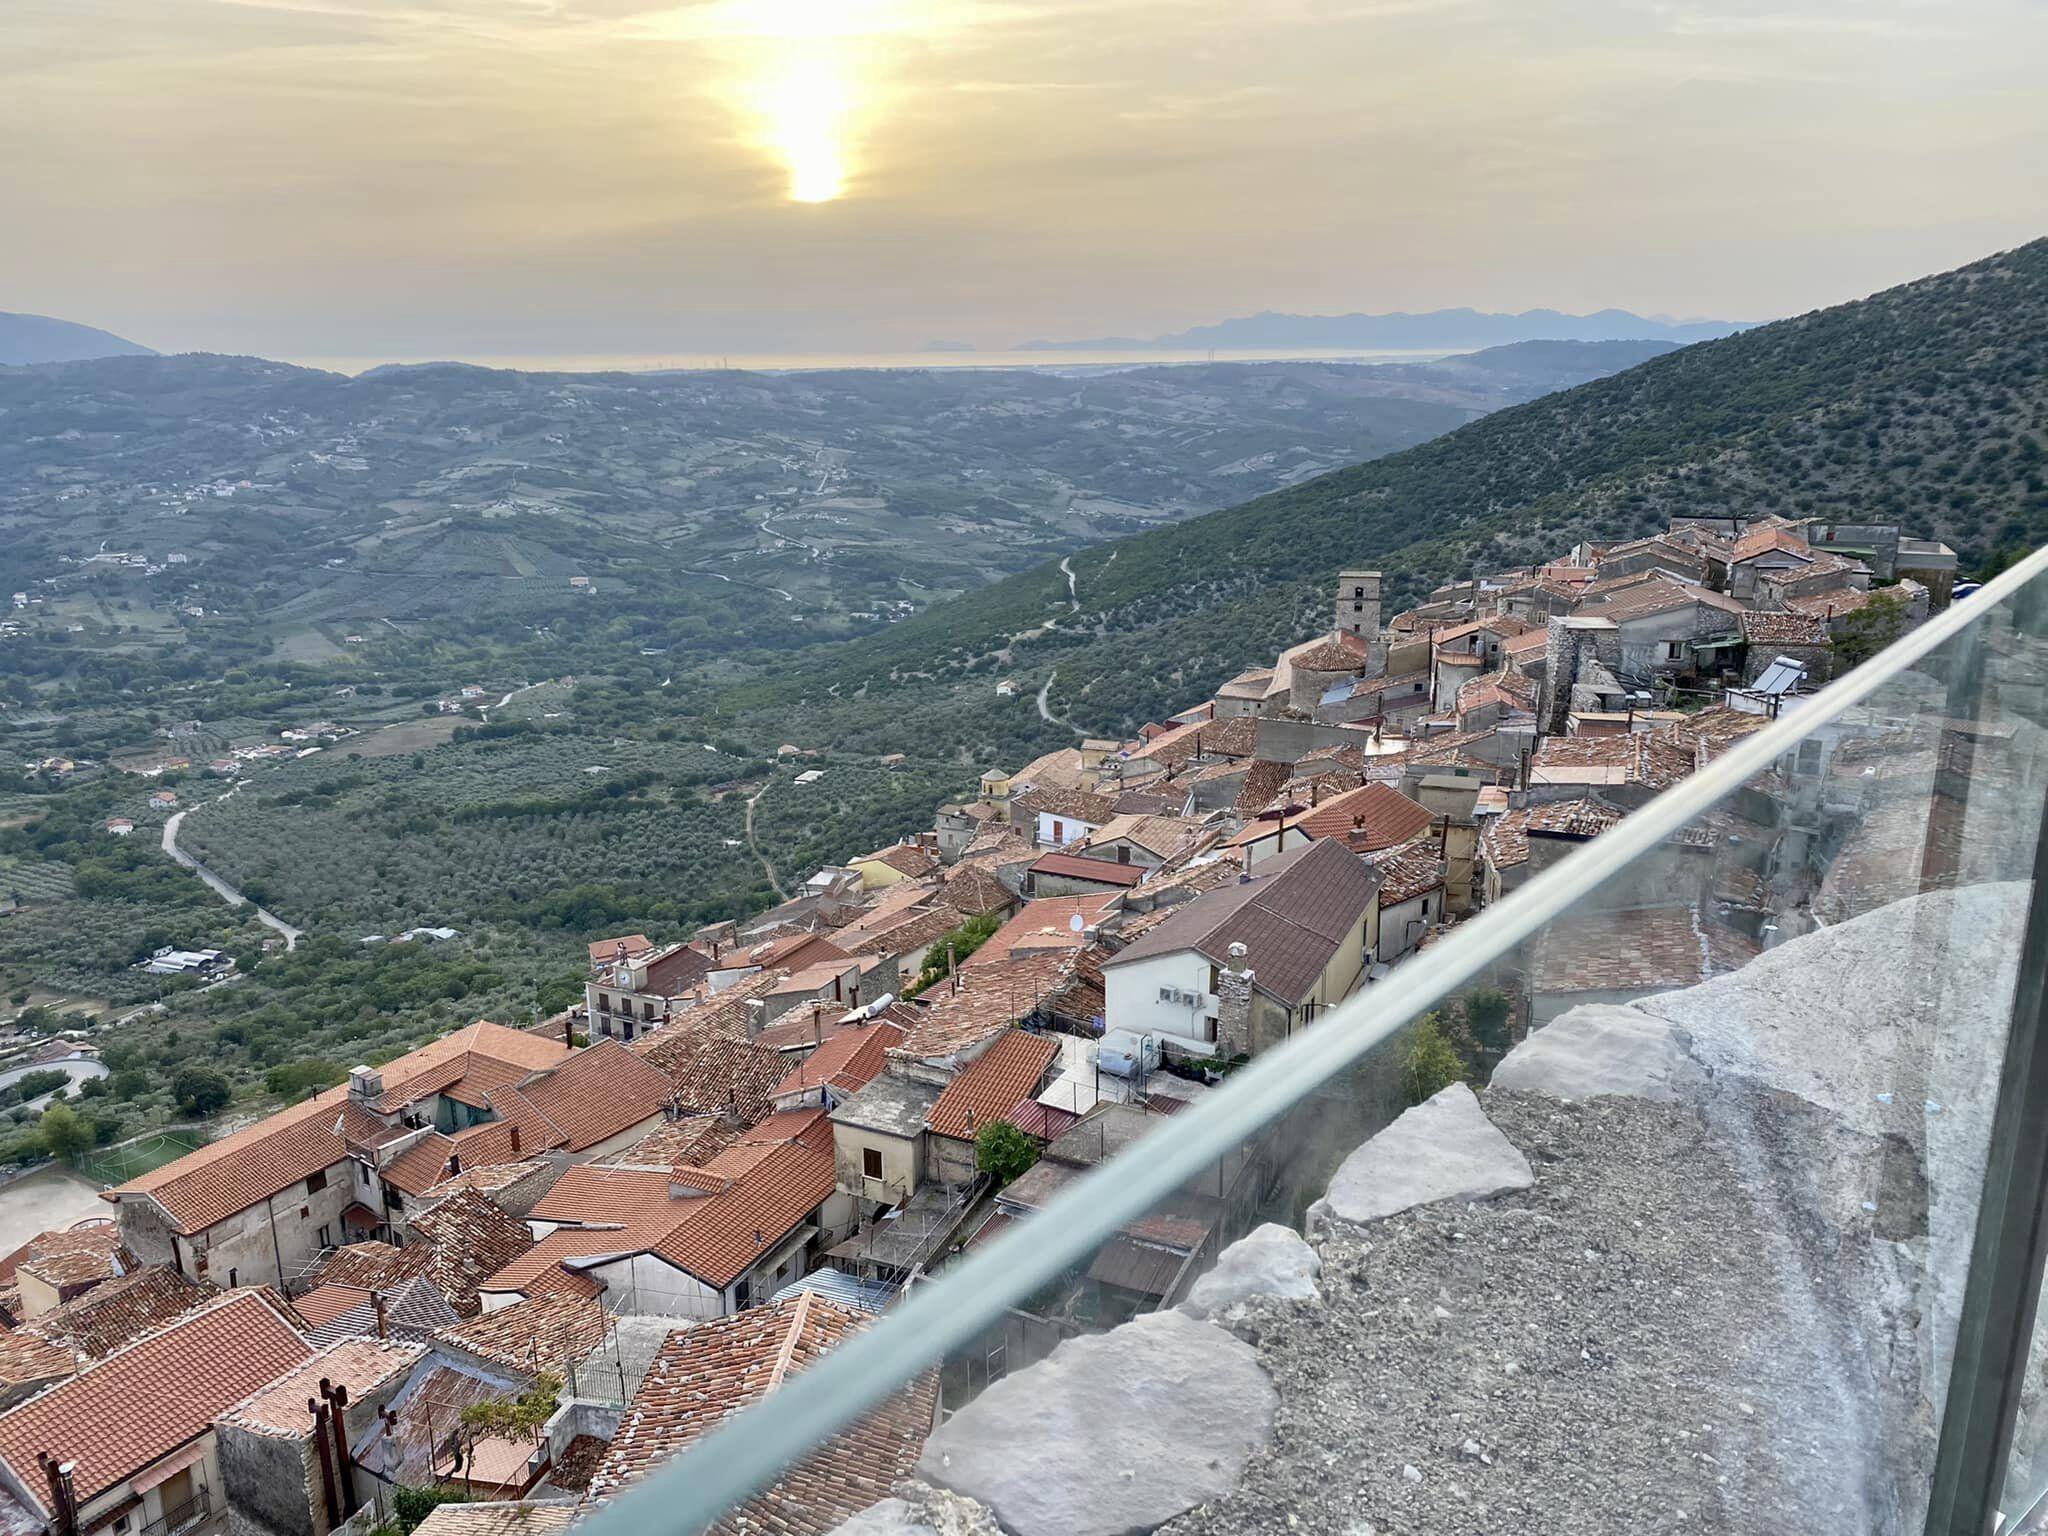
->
[918,1309,1276,1536]
[1308,1082,1533,1231]
[1491,1003,1705,1102]
[825,1485,1002,1536]
[1181,1222,1321,1319]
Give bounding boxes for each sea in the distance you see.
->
[288,345,1454,377]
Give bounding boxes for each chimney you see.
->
[508,1123,522,1154]
[447,1151,461,1178]
[321,1380,358,1515]
[38,1454,76,1536]
[348,1066,383,1102]
[563,1008,576,1050]
[1216,945,1257,1061]
[371,1293,388,1339]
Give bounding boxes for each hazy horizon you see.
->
[7,0,2046,359]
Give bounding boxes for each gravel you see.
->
[1162,1090,1905,1536]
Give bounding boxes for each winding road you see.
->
[162,789,304,949]
[1059,555,1080,613]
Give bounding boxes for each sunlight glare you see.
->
[731,0,873,204]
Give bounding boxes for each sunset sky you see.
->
[6,0,2046,362]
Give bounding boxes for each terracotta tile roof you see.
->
[855,843,939,878]
[14,1228,132,1292]
[1011,785,1120,827]
[413,1504,580,1536]
[107,1023,568,1235]
[1477,798,1625,871]
[1655,707,1775,759]
[1531,733,1695,791]
[1105,840,1380,1005]
[1456,670,1537,716]
[1532,906,1759,995]
[380,1133,463,1197]
[652,1141,835,1287]
[968,895,1119,967]
[436,1293,612,1377]
[897,950,1089,1059]
[769,1022,906,1102]
[1780,585,1885,619]
[516,1039,672,1153]
[587,1294,936,1536]
[1232,759,1290,816]
[406,1190,536,1317]
[1502,629,1550,656]
[293,1282,377,1329]
[636,943,715,999]
[1289,636,1373,673]
[938,864,1014,917]
[1375,844,1448,907]
[837,904,964,962]
[1082,814,1212,863]
[634,972,787,1067]
[1292,781,1436,853]
[494,1140,833,1297]
[589,935,653,965]
[735,932,851,973]
[604,1114,742,1170]
[1741,609,1830,646]
[1573,573,1744,624]
[1129,714,1260,770]
[0,1291,310,1509]
[0,1331,74,1390]
[219,1338,423,1438]
[652,1033,786,1124]
[1730,526,1812,563]
[926,1031,1060,1142]
[22,1267,214,1363]
[1027,852,1145,886]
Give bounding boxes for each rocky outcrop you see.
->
[1308,1082,1534,1231]
[1180,1222,1320,1320]
[1489,1002,1703,1101]
[825,1485,1004,1536]
[918,1309,1277,1536]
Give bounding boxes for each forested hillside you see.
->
[725,238,2048,749]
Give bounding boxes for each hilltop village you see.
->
[0,513,1980,1536]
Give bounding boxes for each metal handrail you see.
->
[575,544,2048,1536]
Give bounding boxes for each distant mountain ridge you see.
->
[1020,306,1747,353]
[0,312,155,367]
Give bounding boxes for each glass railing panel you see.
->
[575,550,2048,1536]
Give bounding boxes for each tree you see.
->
[11,1070,71,1101]
[974,1120,1038,1187]
[1401,1013,1469,1106]
[172,1065,232,1117]
[458,1373,562,1442]
[1462,986,1515,1068]
[1833,588,1913,670]
[37,1103,95,1161]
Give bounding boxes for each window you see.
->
[1208,964,1221,995]
[598,992,611,1012]
[1050,819,1066,844]
[1204,1015,1219,1041]
[862,1146,883,1179]
[317,1224,332,1248]
[305,1168,328,1195]
[1662,640,1687,662]
[734,1278,751,1309]
[644,1000,656,1019]
[227,1268,237,1287]
[113,1518,130,1534]
[1117,844,1130,864]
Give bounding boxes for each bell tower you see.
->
[1336,570,1381,640]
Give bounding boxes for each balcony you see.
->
[141,1486,211,1536]
[574,547,2048,1536]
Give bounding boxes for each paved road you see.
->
[162,792,305,949]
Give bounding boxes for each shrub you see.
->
[1400,1013,1469,1106]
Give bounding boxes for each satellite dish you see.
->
[1068,914,1086,934]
